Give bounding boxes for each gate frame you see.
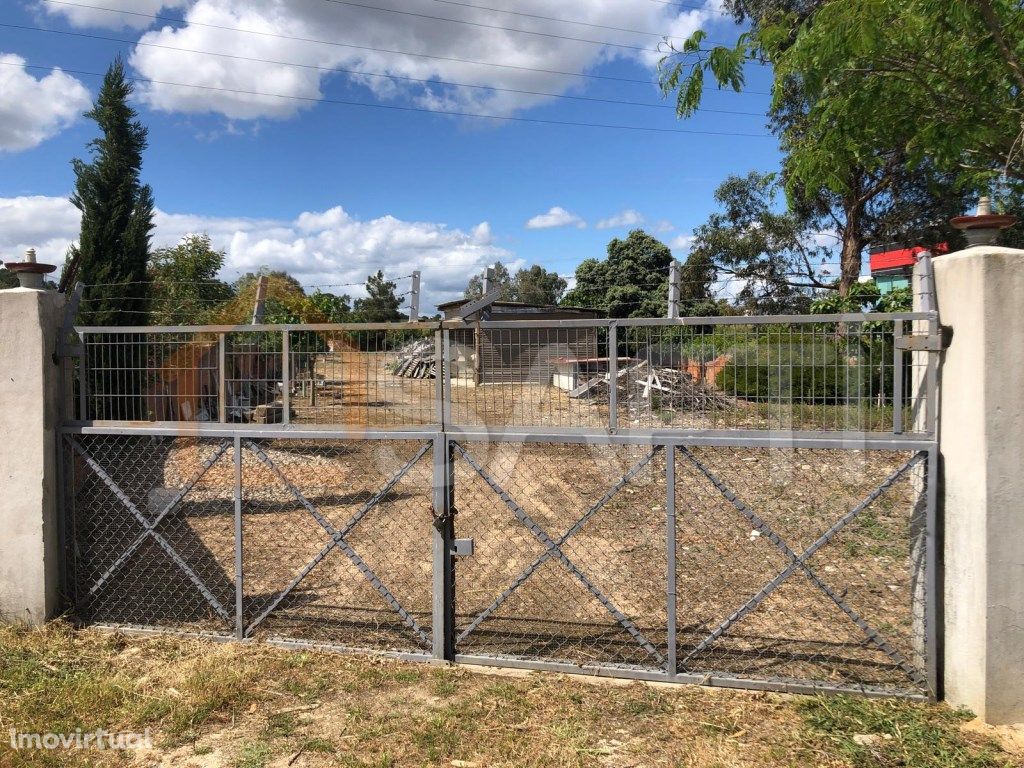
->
[57,309,941,700]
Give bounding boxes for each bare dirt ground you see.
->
[0,623,1017,768]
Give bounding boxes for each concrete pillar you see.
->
[0,287,64,624]
[933,245,1024,725]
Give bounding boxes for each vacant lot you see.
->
[0,623,1019,768]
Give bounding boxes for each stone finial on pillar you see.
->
[4,248,57,290]
[950,197,1018,247]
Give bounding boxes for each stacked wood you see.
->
[390,338,437,379]
[570,360,734,413]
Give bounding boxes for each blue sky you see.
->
[0,0,781,309]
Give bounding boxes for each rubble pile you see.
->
[389,338,436,379]
[570,360,734,414]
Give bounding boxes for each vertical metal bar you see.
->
[218,332,227,423]
[442,329,453,428]
[924,445,941,699]
[234,436,244,640]
[281,330,290,425]
[434,328,444,428]
[608,321,618,433]
[432,435,454,660]
[78,331,88,421]
[55,434,70,610]
[893,320,904,434]
[665,444,677,678]
[926,314,939,437]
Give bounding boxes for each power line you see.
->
[42,1,771,91]
[2,23,767,116]
[1,59,773,137]
[317,0,746,52]
[422,0,732,39]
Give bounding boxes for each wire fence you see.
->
[59,310,938,697]
[67,313,936,437]
[63,433,933,695]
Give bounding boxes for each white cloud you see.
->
[654,219,675,233]
[0,195,81,266]
[525,206,586,230]
[0,195,513,310]
[0,54,91,151]
[669,233,695,252]
[119,0,730,120]
[39,0,188,30]
[595,209,644,230]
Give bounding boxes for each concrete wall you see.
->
[0,288,64,624]
[933,245,1024,725]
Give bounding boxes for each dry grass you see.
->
[0,622,1016,768]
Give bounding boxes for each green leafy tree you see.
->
[464,261,514,300]
[234,269,304,296]
[306,290,351,322]
[354,270,404,322]
[562,229,674,318]
[510,265,567,305]
[660,0,1024,194]
[0,268,18,289]
[661,1,974,297]
[147,234,233,324]
[67,57,155,325]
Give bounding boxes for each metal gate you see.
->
[58,311,939,697]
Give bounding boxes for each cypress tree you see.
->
[68,57,154,325]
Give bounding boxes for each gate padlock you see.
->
[451,538,474,557]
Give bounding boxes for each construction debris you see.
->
[389,338,436,379]
[570,360,734,415]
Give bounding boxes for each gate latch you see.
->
[451,538,475,557]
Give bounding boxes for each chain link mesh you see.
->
[65,434,929,695]
[67,434,236,631]
[239,439,434,653]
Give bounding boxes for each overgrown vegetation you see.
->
[0,622,1015,768]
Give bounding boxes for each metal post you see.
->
[281,330,290,425]
[234,436,244,639]
[409,271,421,322]
[892,320,904,434]
[78,331,88,421]
[218,333,227,423]
[435,328,445,428]
[432,435,455,660]
[925,444,940,699]
[442,329,453,428]
[666,444,677,678]
[668,259,680,319]
[608,321,618,433]
[483,266,495,294]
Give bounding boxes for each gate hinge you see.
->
[895,332,947,352]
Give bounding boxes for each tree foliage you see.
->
[147,234,233,324]
[354,270,404,322]
[562,229,676,318]
[67,57,155,325]
[464,262,567,305]
[660,0,1024,192]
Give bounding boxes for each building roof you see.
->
[436,298,601,317]
[869,241,950,274]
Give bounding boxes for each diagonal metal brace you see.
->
[245,441,432,646]
[245,441,432,636]
[454,443,665,665]
[70,439,232,623]
[86,439,232,597]
[678,447,926,684]
[457,447,660,643]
